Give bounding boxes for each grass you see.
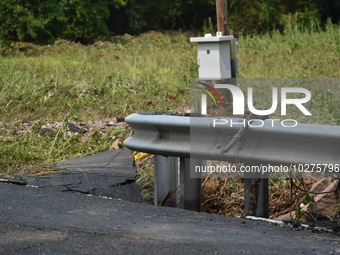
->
[0,23,339,217]
[238,21,339,78]
[0,32,195,123]
[0,24,339,123]
[0,121,128,176]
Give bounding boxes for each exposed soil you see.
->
[0,117,127,138]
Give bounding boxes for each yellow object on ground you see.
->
[134,152,151,161]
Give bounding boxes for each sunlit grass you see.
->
[238,22,339,78]
[0,27,339,177]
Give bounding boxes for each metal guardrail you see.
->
[124,112,340,214]
[125,112,340,165]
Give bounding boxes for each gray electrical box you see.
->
[190,33,235,80]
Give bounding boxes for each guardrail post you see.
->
[179,158,202,211]
[244,169,269,218]
[154,155,178,207]
[257,177,269,217]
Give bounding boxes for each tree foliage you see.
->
[0,0,338,44]
[0,0,125,43]
[228,0,339,34]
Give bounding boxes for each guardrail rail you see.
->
[124,112,340,215]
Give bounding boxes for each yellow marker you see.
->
[134,152,151,161]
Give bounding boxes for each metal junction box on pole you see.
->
[190,32,236,80]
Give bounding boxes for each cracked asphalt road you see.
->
[21,149,141,203]
[0,149,339,254]
[1,183,340,254]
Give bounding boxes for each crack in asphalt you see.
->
[110,179,135,187]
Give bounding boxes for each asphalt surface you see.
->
[0,149,339,255]
[22,148,141,203]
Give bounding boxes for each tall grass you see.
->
[0,26,339,176]
[0,32,195,123]
[237,20,339,78]
[0,122,127,176]
[1,25,339,123]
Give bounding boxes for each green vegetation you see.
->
[0,33,194,122]
[0,0,124,43]
[0,121,128,176]
[0,24,339,177]
[1,24,339,123]
[238,20,339,78]
[1,0,339,44]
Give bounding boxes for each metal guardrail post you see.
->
[154,155,178,207]
[257,177,269,217]
[179,158,202,211]
[244,168,269,218]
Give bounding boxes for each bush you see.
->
[0,0,339,44]
[0,0,125,43]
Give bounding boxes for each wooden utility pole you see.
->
[216,0,229,35]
